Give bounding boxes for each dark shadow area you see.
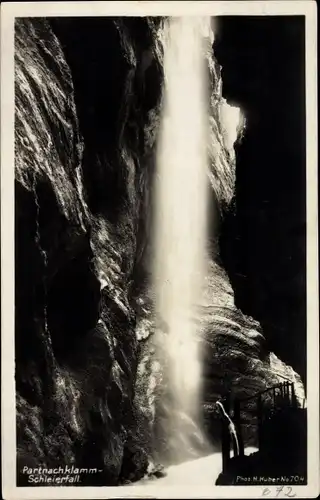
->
[47,249,101,366]
[49,17,126,151]
[216,382,307,485]
[216,410,307,486]
[214,16,306,385]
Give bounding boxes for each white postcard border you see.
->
[1,2,318,499]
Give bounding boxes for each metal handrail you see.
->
[238,381,294,403]
[219,381,303,474]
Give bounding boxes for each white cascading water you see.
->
[152,16,210,463]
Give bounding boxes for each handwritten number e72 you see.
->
[262,486,297,498]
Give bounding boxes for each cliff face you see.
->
[15,17,304,485]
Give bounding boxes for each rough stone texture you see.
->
[15,17,305,485]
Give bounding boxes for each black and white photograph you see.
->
[1,1,318,498]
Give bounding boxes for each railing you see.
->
[220,381,302,473]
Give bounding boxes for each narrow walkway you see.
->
[136,447,258,486]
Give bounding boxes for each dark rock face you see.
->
[214,16,306,384]
[15,17,140,485]
[15,17,305,485]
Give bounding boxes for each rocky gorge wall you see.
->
[15,17,305,485]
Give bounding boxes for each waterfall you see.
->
[152,16,211,464]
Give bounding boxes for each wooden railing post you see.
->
[290,382,294,405]
[284,381,288,404]
[291,382,298,408]
[272,386,276,408]
[257,394,263,452]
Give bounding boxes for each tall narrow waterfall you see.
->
[153,17,210,463]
